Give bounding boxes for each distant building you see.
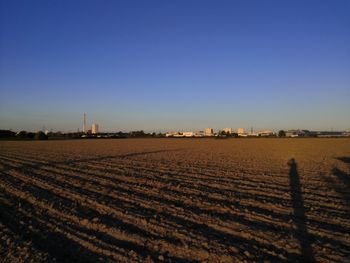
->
[223,128,232,134]
[166,132,173,137]
[314,131,347,137]
[248,127,258,136]
[286,130,296,137]
[166,132,184,137]
[195,131,205,137]
[237,128,247,137]
[205,128,214,136]
[285,129,310,137]
[92,123,99,134]
[166,132,177,137]
[257,130,275,137]
[166,131,204,138]
[183,132,195,137]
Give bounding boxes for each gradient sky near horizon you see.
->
[1,0,349,132]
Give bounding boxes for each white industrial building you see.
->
[285,130,307,137]
[248,127,258,136]
[165,132,183,137]
[92,123,99,134]
[237,128,247,137]
[205,128,214,136]
[182,132,195,137]
[257,130,275,136]
[166,131,205,138]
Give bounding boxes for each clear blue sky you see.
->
[1,0,349,132]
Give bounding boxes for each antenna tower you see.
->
[83,113,86,133]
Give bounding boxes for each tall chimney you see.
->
[83,113,86,133]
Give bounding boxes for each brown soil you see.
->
[0,138,349,262]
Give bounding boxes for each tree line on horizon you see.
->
[2,129,334,140]
[0,130,48,140]
[0,129,164,140]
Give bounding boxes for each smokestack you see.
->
[83,113,86,133]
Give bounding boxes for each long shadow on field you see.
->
[288,158,315,262]
[335,157,350,198]
[337,157,350,165]
[324,157,350,208]
[332,168,350,208]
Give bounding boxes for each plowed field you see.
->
[0,138,349,262]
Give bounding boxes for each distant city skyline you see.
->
[1,1,349,132]
[2,113,349,134]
